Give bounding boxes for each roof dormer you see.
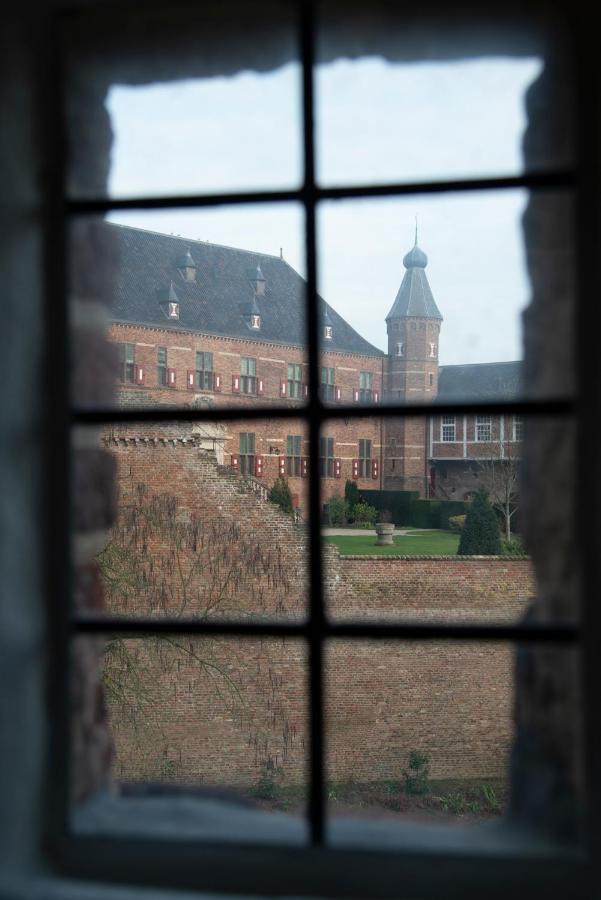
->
[246,294,261,331]
[323,304,333,341]
[177,250,197,283]
[253,264,266,296]
[158,282,180,320]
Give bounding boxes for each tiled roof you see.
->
[437,361,522,401]
[108,224,383,357]
[386,241,442,321]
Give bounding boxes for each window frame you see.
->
[240,355,257,394]
[358,437,372,477]
[239,431,255,476]
[118,341,135,384]
[195,350,214,390]
[48,4,593,898]
[287,433,302,476]
[157,345,167,386]
[441,414,456,442]
[288,362,303,399]
[475,414,492,442]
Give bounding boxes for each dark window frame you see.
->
[319,435,335,477]
[358,438,372,477]
[119,341,135,384]
[157,345,167,386]
[195,350,214,390]
[241,355,257,394]
[239,431,255,476]
[287,433,302,476]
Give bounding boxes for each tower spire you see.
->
[414,215,418,247]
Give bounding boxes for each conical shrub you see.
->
[457,490,502,555]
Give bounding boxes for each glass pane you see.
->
[325,641,582,845]
[64,2,301,198]
[318,190,575,404]
[72,419,310,621]
[323,414,577,626]
[71,635,308,844]
[316,7,573,185]
[69,205,306,411]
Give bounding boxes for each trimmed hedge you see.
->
[360,490,468,530]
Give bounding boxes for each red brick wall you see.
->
[99,435,534,787]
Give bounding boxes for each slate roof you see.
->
[108,224,383,357]
[437,361,522,402]
[386,241,443,321]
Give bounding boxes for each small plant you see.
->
[325,494,346,526]
[500,536,524,557]
[268,476,293,515]
[482,783,500,811]
[403,750,430,795]
[448,514,466,533]
[440,792,466,815]
[251,760,283,801]
[350,501,378,527]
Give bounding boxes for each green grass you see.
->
[323,529,459,556]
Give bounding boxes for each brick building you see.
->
[107,222,521,507]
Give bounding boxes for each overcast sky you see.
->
[106,56,541,365]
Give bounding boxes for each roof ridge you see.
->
[440,360,521,369]
[108,221,285,262]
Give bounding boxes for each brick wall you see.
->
[99,435,534,786]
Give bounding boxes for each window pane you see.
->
[69,205,306,411]
[64,2,301,199]
[73,419,309,622]
[71,635,308,843]
[316,10,572,186]
[325,641,582,842]
[318,190,575,404]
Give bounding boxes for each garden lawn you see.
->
[323,529,459,556]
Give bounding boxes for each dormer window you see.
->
[253,265,266,296]
[168,301,179,319]
[396,342,405,356]
[177,250,197,283]
[250,313,261,330]
[324,325,333,341]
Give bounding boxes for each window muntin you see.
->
[240,356,257,394]
[441,415,456,442]
[320,435,335,477]
[321,367,335,401]
[358,438,372,477]
[157,346,167,386]
[239,431,255,476]
[359,371,373,403]
[513,414,523,442]
[195,351,214,390]
[287,433,302,476]
[288,363,302,399]
[119,342,135,383]
[476,415,492,442]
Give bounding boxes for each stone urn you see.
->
[375,522,395,546]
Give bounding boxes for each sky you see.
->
[106,56,542,365]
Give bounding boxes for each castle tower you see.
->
[383,232,442,496]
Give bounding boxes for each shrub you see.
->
[344,479,360,510]
[500,536,525,556]
[403,750,430,795]
[268,477,293,515]
[448,514,466,533]
[350,501,378,527]
[457,490,502,555]
[325,494,346,526]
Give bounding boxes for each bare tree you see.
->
[477,440,520,541]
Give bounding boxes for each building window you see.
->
[286,434,302,476]
[118,342,135,383]
[476,415,492,442]
[358,439,372,477]
[240,356,257,394]
[324,325,333,340]
[250,313,261,330]
[195,351,213,390]
[395,342,405,356]
[359,371,373,403]
[320,436,335,477]
[239,432,255,476]
[288,363,302,399]
[429,342,437,357]
[157,346,167,386]
[441,415,456,442]
[513,415,524,442]
[321,367,335,401]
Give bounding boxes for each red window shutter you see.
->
[374,390,380,404]
[255,455,264,477]
[187,370,194,390]
[257,378,265,396]
[214,373,222,391]
[280,380,287,398]
[352,459,359,480]
[301,457,308,478]
[167,367,176,387]
[279,456,286,476]
[353,388,359,402]
[135,366,145,385]
[335,385,342,402]
[372,458,379,479]
[231,454,239,471]
[334,458,341,478]
[232,375,240,393]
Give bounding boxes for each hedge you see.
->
[360,490,468,530]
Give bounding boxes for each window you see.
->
[157,346,167,386]
[118,342,135,383]
[513,414,524,442]
[359,371,373,403]
[320,436,335,477]
[358,439,372,477]
[239,432,255,476]
[288,363,302,399]
[195,351,213,390]
[286,434,302,476]
[395,342,405,356]
[321,366,335,401]
[240,356,257,394]
[429,342,437,357]
[476,415,492,442]
[441,415,456,442]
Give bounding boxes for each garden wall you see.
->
[97,434,535,788]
